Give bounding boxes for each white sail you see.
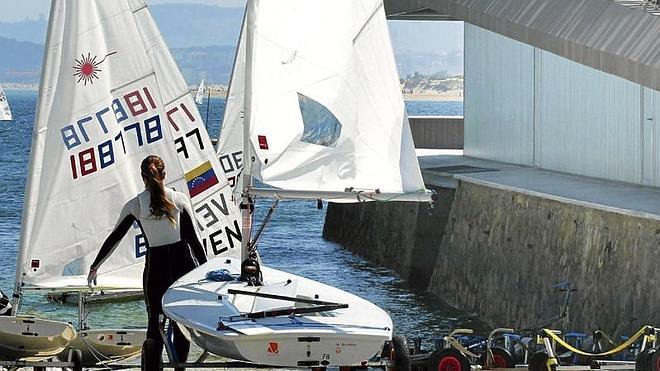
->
[15,0,241,291]
[216,20,246,198]
[0,83,12,121]
[217,0,426,198]
[194,78,206,105]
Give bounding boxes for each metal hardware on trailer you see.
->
[401,282,647,371]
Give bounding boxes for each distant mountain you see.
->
[0,40,237,85]
[0,18,47,45]
[171,45,236,84]
[0,3,464,84]
[149,4,244,48]
[0,4,243,48]
[0,36,42,83]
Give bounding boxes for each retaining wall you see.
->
[323,186,456,288]
[323,180,660,335]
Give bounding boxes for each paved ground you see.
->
[416,149,660,221]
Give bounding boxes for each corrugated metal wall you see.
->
[409,117,464,149]
[464,23,534,165]
[465,24,659,186]
[537,51,641,183]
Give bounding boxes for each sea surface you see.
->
[0,91,481,344]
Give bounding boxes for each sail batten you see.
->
[15,0,240,296]
[250,187,434,202]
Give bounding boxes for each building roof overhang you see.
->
[385,0,660,92]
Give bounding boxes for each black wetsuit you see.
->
[91,188,206,365]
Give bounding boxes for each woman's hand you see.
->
[87,266,98,290]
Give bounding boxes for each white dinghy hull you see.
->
[163,257,392,367]
[0,316,76,360]
[59,328,145,364]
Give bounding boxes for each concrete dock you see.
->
[418,149,660,222]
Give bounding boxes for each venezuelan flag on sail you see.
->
[185,161,219,198]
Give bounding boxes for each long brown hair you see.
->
[141,155,175,224]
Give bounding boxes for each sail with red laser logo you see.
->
[14,0,241,292]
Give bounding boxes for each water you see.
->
[405,100,463,116]
[0,90,483,343]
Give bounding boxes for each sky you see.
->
[0,0,247,22]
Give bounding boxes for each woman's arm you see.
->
[179,194,207,266]
[90,199,137,270]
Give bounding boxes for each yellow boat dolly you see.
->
[536,325,657,370]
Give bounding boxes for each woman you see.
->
[88,155,207,370]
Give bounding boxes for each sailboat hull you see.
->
[163,257,392,367]
[46,289,143,305]
[0,316,76,360]
[59,328,145,364]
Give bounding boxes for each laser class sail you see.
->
[0,83,12,121]
[2,0,240,363]
[163,0,432,367]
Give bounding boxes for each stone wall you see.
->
[323,186,455,288]
[323,180,660,335]
[431,181,660,335]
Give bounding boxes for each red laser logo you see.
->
[73,51,117,85]
[267,342,279,354]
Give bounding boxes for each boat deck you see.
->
[417,149,660,221]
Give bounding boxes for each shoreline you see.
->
[404,93,463,102]
[4,84,464,102]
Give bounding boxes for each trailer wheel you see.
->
[528,351,557,371]
[427,348,470,371]
[388,335,411,371]
[478,346,515,369]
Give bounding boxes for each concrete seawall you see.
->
[324,178,660,335]
[323,186,455,289]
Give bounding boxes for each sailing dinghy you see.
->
[0,316,75,361]
[2,0,240,364]
[0,83,12,121]
[195,78,206,105]
[163,0,433,367]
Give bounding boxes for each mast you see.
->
[205,87,211,131]
[11,0,58,312]
[240,0,257,260]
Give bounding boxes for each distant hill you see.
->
[0,3,464,84]
[0,36,42,83]
[0,18,47,45]
[149,4,244,48]
[396,50,464,77]
[0,4,244,48]
[171,45,236,84]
